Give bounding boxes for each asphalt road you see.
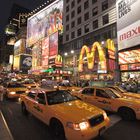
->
[0,100,140,140]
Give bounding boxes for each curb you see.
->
[0,110,14,140]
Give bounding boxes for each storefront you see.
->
[119,48,140,82]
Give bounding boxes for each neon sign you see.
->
[78,39,115,72]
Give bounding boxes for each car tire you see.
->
[21,102,28,116]
[118,107,136,121]
[50,119,66,140]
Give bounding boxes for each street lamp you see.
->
[64,52,68,56]
[71,50,74,54]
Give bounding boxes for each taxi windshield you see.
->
[23,79,35,84]
[7,83,26,88]
[115,86,127,93]
[46,90,77,105]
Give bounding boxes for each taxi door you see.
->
[79,88,95,104]
[92,88,113,111]
[33,92,48,123]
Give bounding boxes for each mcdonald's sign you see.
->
[78,39,115,72]
[55,54,63,67]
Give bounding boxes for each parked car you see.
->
[72,86,140,121]
[20,88,110,140]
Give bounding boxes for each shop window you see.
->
[71,31,75,39]
[71,0,75,9]
[77,28,82,36]
[71,11,75,19]
[84,12,89,21]
[77,17,82,25]
[84,1,89,9]
[102,14,109,25]
[84,24,89,33]
[93,19,98,29]
[77,6,81,14]
[102,0,108,11]
[71,21,75,28]
[66,34,69,41]
[92,7,98,16]
[66,24,69,31]
[66,5,69,12]
[66,15,69,22]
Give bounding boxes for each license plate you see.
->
[99,127,106,136]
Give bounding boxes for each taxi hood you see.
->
[50,100,104,122]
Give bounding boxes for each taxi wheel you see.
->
[118,107,136,121]
[21,102,28,116]
[50,119,66,140]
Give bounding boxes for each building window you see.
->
[71,21,75,28]
[77,0,81,4]
[102,14,109,25]
[84,12,89,21]
[66,34,69,41]
[92,7,98,16]
[102,0,108,11]
[77,17,82,25]
[71,11,75,18]
[66,15,69,22]
[92,0,97,4]
[84,24,89,33]
[66,24,69,31]
[84,1,89,9]
[93,20,98,29]
[71,31,75,39]
[77,6,81,14]
[71,0,75,9]
[66,5,69,12]
[66,0,69,3]
[77,28,82,36]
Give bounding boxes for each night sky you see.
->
[0,0,49,37]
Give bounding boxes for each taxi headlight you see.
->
[66,121,89,131]
[9,92,16,95]
[72,89,75,92]
[103,112,108,120]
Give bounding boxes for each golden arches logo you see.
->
[55,55,62,65]
[78,39,115,72]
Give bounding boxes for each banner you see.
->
[116,0,140,50]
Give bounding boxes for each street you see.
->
[0,100,140,140]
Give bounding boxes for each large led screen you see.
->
[27,0,63,47]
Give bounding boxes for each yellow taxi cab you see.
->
[107,85,140,99]
[20,88,110,140]
[5,82,27,99]
[22,79,37,88]
[72,86,140,121]
[58,82,81,92]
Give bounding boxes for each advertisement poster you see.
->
[49,32,58,58]
[116,0,140,50]
[27,0,63,47]
[20,55,32,72]
[42,37,49,66]
[14,39,26,55]
[119,49,140,64]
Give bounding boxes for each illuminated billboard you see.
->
[14,39,26,56]
[27,0,63,47]
[116,0,140,50]
[42,37,49,66]
[119,49,140,64]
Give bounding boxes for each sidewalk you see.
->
[0,110,14,140]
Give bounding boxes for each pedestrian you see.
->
[0,85,4,101]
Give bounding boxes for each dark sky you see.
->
[0,0,49,37]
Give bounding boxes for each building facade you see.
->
[62,0,119,81]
